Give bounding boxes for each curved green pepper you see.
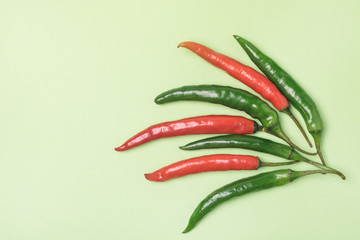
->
[180,134,304,161]
[233,35,325,164]
[183,169,340,233]
[155,85,277,128]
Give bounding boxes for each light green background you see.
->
[1,0,359,239]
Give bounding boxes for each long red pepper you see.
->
[178,41,289,110]
[145,154,259,182]
[115,115,257,151]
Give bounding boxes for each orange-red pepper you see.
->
[145,154,259,182]
[115,115,257,151]
[178,41,289,110]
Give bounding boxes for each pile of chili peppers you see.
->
[115,35,345,233]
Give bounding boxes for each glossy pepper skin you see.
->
[183,169,328,233]
[233,35,324,163]
[115,115,258,151]
[145,154,260,182]
[155,85,278,128]
[177,41,289,110]
[180,134,305,161]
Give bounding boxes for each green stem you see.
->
[316,148,326,166]
[291,169,344,181]
[261,125,317,156]
[281,107,313,148]
[311,130,326,166]
[294,156,346,180]
[260,160,299,167]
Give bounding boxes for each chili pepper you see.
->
[180,134,345,179]
[115,115,258,151]
[155,85,315,155]
[183,168,341,233]
[233,35,325,165]
[181,134,306,160]
[145,154,298,182]
[178,41,312,147]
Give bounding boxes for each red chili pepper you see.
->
[178,41,289,110]
[115,115,257,151]
[145,154,259,182]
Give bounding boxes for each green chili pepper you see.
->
[180,134,345,179]
[233,35,325,165]
[183,168,341,233]
[155,85,315,155]
[180,134,305,160]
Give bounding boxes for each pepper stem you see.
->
[281,107,313,148]
[294,155,345,180]
[309,130,326,166]
[262,124,317,156]
[316,148,326,166]
[291,169,345,181]
[260,160,299,167]
[276,130,316,155]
